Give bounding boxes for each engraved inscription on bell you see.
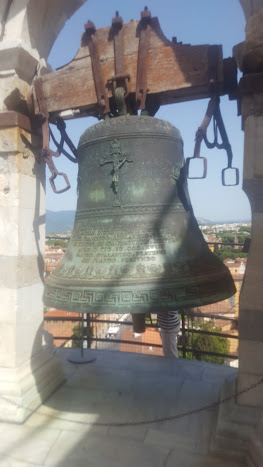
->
[54,212,185,282]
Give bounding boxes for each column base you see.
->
[212,379,262,462]
[238,371,263,408]
[0,348,65,423]
[247,432,263,467]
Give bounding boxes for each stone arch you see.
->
[23,0,87,60]
[1,0,87,68]
[240,0,263,19]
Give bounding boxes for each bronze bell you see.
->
[44,115,236,316]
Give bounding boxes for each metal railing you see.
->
[44,238,244,362]
[44,308,239,362]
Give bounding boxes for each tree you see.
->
[220,233,235,244]
[239,226,251,234]
[237,233,249,245]
[46,238,69,248]
[191,322,230,364]
[213,247,247,261]
[72,323,93,348]
[72,324,82,348]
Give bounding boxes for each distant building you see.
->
[119,327,163,356]
[224,257,247,276]
[44,247,65,276]
[202,233,222,252]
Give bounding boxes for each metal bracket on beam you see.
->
[111,11,124,76]
[85,20,110,115]
[136,7,152,111]
[34,77,50,147]
[108,12,130,97]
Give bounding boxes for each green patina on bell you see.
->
[43,115,236,314]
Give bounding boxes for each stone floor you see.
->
[0,349,246,466]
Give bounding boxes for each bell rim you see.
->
[44,275,236,313]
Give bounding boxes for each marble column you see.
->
[0,111,66,422]
[0,0,86,422]
[237,4,263,408]
[238,98,263,407]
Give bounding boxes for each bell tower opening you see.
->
[46,0,250,226]
[42,0,250,365]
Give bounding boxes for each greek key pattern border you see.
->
[44,285,200,307]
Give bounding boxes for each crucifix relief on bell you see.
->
[99,139,133,207]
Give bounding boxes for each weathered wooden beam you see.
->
[33,18,234,119]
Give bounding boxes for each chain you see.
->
[50,118,78,163]
[1,376,262,427]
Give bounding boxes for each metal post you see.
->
[182,310,186,359]
[67,313,96,364]
[87,314,91,349]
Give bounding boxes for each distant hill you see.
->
[196,217,213,225]
[46,210,75,234]
[197,218,251,225]
[46,210,250,234]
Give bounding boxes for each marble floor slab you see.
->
[0,349,242,466]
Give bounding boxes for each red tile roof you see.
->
[120,327,163,356]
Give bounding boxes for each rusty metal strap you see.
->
[112,12,124,76]
[193,96,217,160]
[0,111,31,131]
[34,77,48,119]
[34,77,71,193]
[43,148,71,194]
[34,77,50,151]
[136,7,152,111]
[85,21,110,115]
[108,12,130,96]
[185,96,217,180]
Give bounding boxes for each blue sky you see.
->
[47,0,251,222]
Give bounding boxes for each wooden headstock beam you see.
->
[32,17,237,120]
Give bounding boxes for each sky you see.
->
[47,0,251,222]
